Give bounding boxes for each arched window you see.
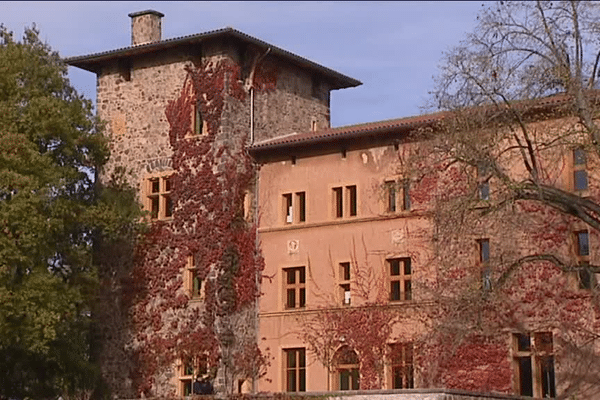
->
[333,346,359,390]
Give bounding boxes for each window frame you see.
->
[184,255,204,300]
[512,332,556,398]
[193,101,208,136]
[284,348,306,392]
[282,191,306,224]
[478,238,492,291]
[333,346,360,391]
[332,185,358,219]
[574,230,595,289]
[389,343,414,389]
[388,257,412,302]
[145,173,173,220]
[177,355,209,396]
[573,148,588,192]
[339,262,352,306]
[283,266,306,310]
[384,179,411,213]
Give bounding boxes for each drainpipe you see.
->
[250,87,254,143]
[248,47,271,144]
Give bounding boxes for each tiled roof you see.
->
[65,27,361,90]
[249,92,578,155]
[249,110,452,153]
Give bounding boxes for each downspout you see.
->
[248,47,271,144]
[250,87,255,144]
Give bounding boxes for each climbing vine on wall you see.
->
[125,57,274,396]
[297,242,418,390]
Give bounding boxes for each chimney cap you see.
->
[128,10,164,18]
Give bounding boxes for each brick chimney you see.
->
[128,10,164,46]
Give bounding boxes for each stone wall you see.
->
[98,41,332,194]
[253,61,331,143]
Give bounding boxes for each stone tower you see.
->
[66,10,360,397]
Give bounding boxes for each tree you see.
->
[406,1,600,397]
[0,25,141,399]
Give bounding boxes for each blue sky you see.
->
[1,1,487,127]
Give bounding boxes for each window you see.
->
[513,332,556,398]
[334,187,343,218]
[573,148,588,191]
[477,163,490,200]
[389,343,414,389]
[348,186,357,216]
[385,181,397,213]
[178,355,209,396]
[334,346,359,390]
[339,262,351,305]
[283,192,306,224]
[575,230,595,289]
[389,258,412,301]
[297,192,306,222]
[185,255,203,299]
[385,180,411,213]
[284,267,306,309]
[402,179,411,211]
[333,185,357,218]
[118,59,131,81]
[146,175,173,220]
[311,118,318,132]
[479,239,491,291]
[193,101,208,136]
[576,230,589,257]
[284,348,306,392]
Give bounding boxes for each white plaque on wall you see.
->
[287,239,299,254]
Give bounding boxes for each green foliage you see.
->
[0,25,142,398]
